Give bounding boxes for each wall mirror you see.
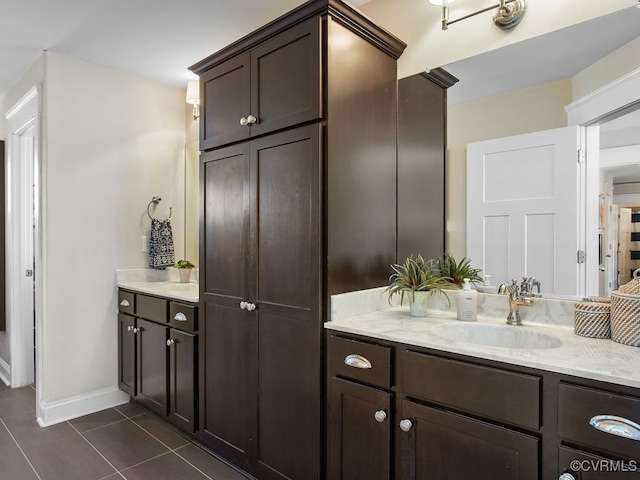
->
[443,5,640,299]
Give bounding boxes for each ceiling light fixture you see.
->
[186,80,200,120]
[429,0,527,31]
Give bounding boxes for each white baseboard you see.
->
[37,387,130,427]
[0,357,10,386]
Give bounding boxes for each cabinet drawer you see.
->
[559,446,639,479]
[558,383,640,461]
[169,302,198,332]
[329,335,392,389]
[401,350,541,430]
[118,290,135,315]
[136,294,168,323]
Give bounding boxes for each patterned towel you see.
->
[148,219,175,269]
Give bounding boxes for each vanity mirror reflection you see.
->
[443,5,640,299]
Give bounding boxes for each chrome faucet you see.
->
[497,277,541,326]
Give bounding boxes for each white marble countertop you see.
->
[118,280,199,303]
[325,307,640,389]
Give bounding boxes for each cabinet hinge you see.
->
[577,250,586,264]
[577,149,585,164]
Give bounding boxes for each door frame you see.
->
[566,67,640,296]
[5,85,43,398]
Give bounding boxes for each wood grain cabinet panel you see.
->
[135,318,169,417]
[329,335,392,389]
[558,383,640,462]
[398,399,538,480]
[200,17,320,150]
[168,328,197,433]
[329,377,392,480]
[118,313,136,396]
[401,349,541,430]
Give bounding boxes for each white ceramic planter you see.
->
[408,291,431,317]
[178,268,192,283]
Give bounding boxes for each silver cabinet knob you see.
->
[240,117,249,126]
[374,410,387,423]
[120,299,130,307]
[132,327,140,334]
[127,325,133,332]
[174,312,187,322]
[246,302,256,312]
[247,114,257,125]
[240,301,247,310]
[399,419,413,432]
[167,339,175,346]
[559,474,576,480]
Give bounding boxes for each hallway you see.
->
[0,382,248,480]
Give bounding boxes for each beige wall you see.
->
[446,79,572,257]
[572,36,640,100]
[362,0,634,79]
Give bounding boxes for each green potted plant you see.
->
[175,259,196,283]
[435,253,482,288]
[385,254,452,317]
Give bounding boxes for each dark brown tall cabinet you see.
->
[192,2,404,479]
[192,1,455,479]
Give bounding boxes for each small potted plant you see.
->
[435,253,482,288]
[385,254,452,317]
[175,259,196,283]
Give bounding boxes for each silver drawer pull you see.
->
[174,312,188,322]
[590,415,640,441]
[120,299,130,307]
[344,354,372,369]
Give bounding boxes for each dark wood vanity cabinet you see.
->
[328,331,640,480]
[117,289,198,432]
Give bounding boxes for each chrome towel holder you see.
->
[147,196,172,220]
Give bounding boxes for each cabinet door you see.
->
[249,125,322,480]
[199,143,250,468]
[118,313,136,396]
[328,377,392,480]
[136,318,168,417]
[249,17,320,138]
[200,54,251,150]
[168,328,197,433]
[398,399,538,480]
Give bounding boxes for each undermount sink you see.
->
[431,322,563,349]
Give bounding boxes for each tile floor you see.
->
[0,382,250,480]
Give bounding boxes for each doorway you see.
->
[5,85,41,392]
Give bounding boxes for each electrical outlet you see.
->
[142,235,149,253]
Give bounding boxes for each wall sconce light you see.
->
[186,80,200,120]
[429,0,527,31]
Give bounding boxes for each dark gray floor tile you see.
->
[115,401,145,418]
[130,413,190,449]
[23,432,117,480]
[3,410,77,449]
[120,452,210,480]
[69,407,127,433]
[0,424,39,479]
[176,444,250,480]
[82,418,169,470]
[0,386,35,419]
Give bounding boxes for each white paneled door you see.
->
[467,126,585,297]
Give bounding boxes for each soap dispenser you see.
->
[457,278,478,321]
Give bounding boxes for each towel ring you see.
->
[147,196,172,220]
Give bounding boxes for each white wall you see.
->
[38,52,185,406]
[361,0,634,79]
